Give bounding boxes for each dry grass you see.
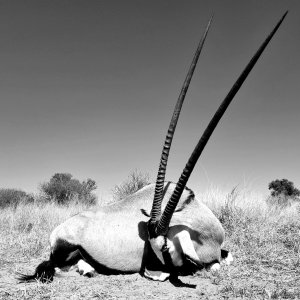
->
[1,185,300,299]
[111,170,150,201]
[0,201,90,264]
[201,185,300,299]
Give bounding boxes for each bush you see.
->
[112,170,150,201]
[40,173,97,205]
[0,188,34,209]
[268,178,300,198]
[268,179,300,207]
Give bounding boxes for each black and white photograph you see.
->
[0,1,299,299]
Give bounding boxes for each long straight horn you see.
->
[156,11,288,236]
[149,15,214,225]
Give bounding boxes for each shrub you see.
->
[268,178,300,198]
[40,173,97,205]
[268,179,300,207]
[0,188,34,209]
[112,170,150,201]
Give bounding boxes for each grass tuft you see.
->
[112,170,150,201]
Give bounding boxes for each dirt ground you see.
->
[0,258,232,300]
[1,243,300,300]
[3,258,299,300]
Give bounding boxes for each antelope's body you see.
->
[50,183,224,275]
[18,12,287,284]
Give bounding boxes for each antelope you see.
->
[18,11,287,283]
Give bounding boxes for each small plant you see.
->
[112,170,150,201]
[40,173,97,205]
[217,186,242,234]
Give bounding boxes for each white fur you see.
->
[209,262,221,274]
[149,236,166,264]
[175,230,201,266]
[208,252,233,274]
[76,259,96,277]
[144,268,170,281]
[222,252,233,265]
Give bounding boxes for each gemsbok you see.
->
[18,11,287,283]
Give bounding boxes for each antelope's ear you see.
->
[141,209,150,217]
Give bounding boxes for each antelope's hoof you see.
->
[76,260,97,277]
[144,268,170,281]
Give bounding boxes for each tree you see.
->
[268,179,300,198]
[40,173,97,205]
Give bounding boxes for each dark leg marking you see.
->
[53,239,128,275]
[51,239,82,268]
[221,249,229,259]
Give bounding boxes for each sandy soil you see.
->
[0,259,226,300]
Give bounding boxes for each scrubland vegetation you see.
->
[201,185,300,298]
[0,174,299,299]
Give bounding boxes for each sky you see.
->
[0,1,299,199]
